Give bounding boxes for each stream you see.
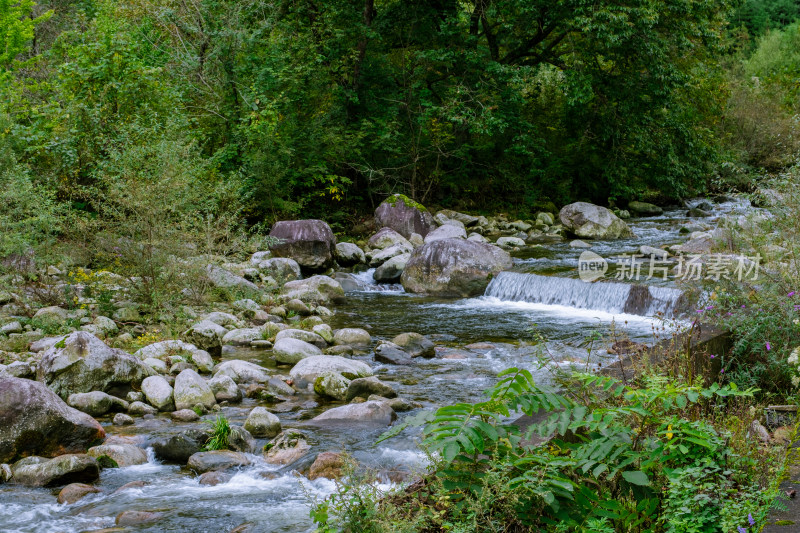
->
[0,199,755,533]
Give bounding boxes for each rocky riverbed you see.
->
[0,194,762,532]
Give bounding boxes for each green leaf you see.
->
[621,470,650,486]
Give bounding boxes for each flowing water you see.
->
[0,198,756,533]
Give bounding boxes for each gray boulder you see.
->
[369,244,412,267]
[67,391,128,417]
[281,275,345,305]
[205,265,258,292]
[183,320,227,358]
[187,451,251,474]
[212,360,269,384]
[332,328,372,350]
[374,194,435,238]
[628,201,663,216]
[289,356,372,387]
[374,253,411,282]
[173,369,216,411]
[244,407,281,438]
[374,342,413,365]
[11,454,100,487]
[269,219,337,270]
[346,377,397,401]
[309,401,396,426]
[275,329,327,349]
[255,257,302,283]
[391,332,434,358]
[36,332,155,399]
[222,328,263,346]
[87,443,148,467]
[0,377,105,463]
[559,202,634,239]
[401,239,512,297]
[141,376,175,412]
[313,372,351,400]
[424,224,467,243]
[273,337,323,365]
[208,374,242,402]
[335,243,366,266]
[367,227,412,250]
[151,429,207,463]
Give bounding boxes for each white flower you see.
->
[789,347,800,365]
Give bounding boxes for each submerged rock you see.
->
[57,482,101,504]
[0,377,105,463]
[401,239,512,297]
[308,451,345,480]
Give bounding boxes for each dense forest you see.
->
[1,0,800,248]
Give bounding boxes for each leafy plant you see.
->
[203,415,231,451]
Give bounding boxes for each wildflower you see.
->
[666,425,673,440]
[738,527,747,533]
[748,514,755,526]
[766,341,772,351]
[790,292,796,298]
[710,354,716,359]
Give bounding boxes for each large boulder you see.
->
[0,377,105,463]
[400,239,512,297]
[244,407,282,438]
[269,219,337,270]
[183,320,227,358]
[273,337,323,365]
[308,401,396,426]
[332,328,372,350]
[36,332,155,399]
[373,253,410,282]
[289,356,372,387]
[374,194,435,238]
[423,224,467,243]
[275,329,327,349]
[212,360,269,384]
[87,443,148,467]
[67,391,128,417]
[140,376,175,412]
[558,202,634,239]
[255,258,302,283]
[11,454,100,487]
[205,265,258,292]
[173,369,216,411]
[628,201,663,216]
[367,227,412,250]
[335,243,366,266]
[368,244,412,267]
[281,275,345,305]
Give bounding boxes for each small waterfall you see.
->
[484,272,686,317]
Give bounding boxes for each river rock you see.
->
[202,312,241,328]
[391,332,434,358]
[264,430,311,465]
[373,253,410,282]
[0,377,105,463]
[374,194,435,238]
[335,242,366,266]
[275,329,327,349]
[308,451,345,480]
[1,360,33,379]
[345,377,397,401]
[206,265,259,292]
[87,444,148,467]
[67,391,128,417]
[58,482,101,504]
[640,245,669,259]
[171,409,201,422]
[269,219,337,270]
[367,227,412,251]
[151,429,208,463]
[0,321,23,335]
[116,511,164,527]
[209,374,242,402]
[374,342,413,365]
[244,407,281,438]
[36,331,154,399]
[183,320,227,358]
[672,234,714,254]
[628,201,663,216]
[190,350,214,373]
[281,275,345,305]
[273,337,323,365]
[212,360,270,384]
[228,425,256,454]
[289,356,372,387]
[496,236,525,248]
[313,372,351,400]
[222,328,263,346]
[128,401,158,416]
[558,202,634,239]
[141,376,174,412]
[143,357,167,373]
[424,224,467,243]
[113,413,134,425]
[11,454,100,487]
[33,306,69,322]
[285,298,311,316]
[188,451,251,474]
[687,207,711,217]
[333,328,372,350]
[569,239,591,248]
[312,324,334,344]
[134,340,196,361]
[199,470,231,486]
[173,369,216,411]
[369,243,412,267]
[309,401,396,426]
[438,209,479,227]
[255,257,302,283]
[401,239,512,297]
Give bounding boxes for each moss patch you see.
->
[384,193,426,211]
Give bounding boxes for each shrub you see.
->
[204,415,231,451]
